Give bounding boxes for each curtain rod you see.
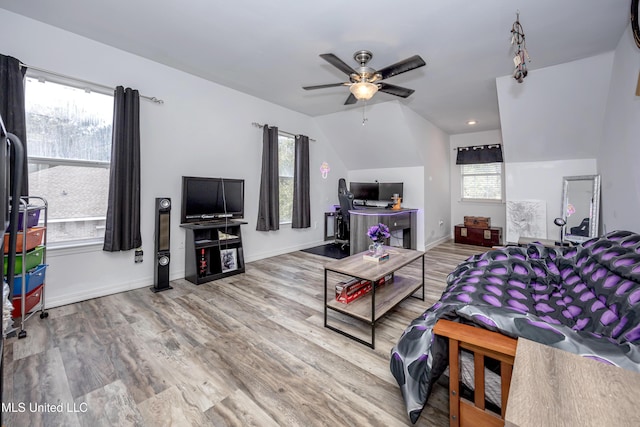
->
[20,62,164,104]
[251,122,316,142]
[453,144,501,151]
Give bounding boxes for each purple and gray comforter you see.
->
[390,230,640,423]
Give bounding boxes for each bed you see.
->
[390,230,640,425]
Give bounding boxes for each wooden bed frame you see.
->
[433,319,518,427]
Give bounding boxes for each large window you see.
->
[24,74,113,245]
[278,133,294,223]
[460,162,503,201]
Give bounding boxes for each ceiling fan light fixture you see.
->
[349,81,378,100]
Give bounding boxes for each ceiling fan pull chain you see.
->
[362,101,368,125]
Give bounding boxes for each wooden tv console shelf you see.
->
[181,220,246,285]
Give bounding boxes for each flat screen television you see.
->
[181,176,244,223]
[378,182,404,202]
[350,182,379,201]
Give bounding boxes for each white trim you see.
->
[246,240,327,262]
[458,198,505,204]
[424,235,451,251]
[46,240,104,255]
[44,269,186,308]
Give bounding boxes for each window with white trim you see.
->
[278,133,294,223]
[460,162,503,201]
[24,74,113,245]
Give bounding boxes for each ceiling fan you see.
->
[302,50,426,105]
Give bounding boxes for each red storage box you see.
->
[3,227,46,254]
[12,284,43,318]
[335,278,372,304]
[335,273,394,304]
[13,264,47,295]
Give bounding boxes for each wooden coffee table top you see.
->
[324,246,423,282]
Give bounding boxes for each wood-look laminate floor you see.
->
[2,241,485,427]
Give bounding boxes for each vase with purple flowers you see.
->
[367,223,390,256]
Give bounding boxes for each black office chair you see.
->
[337,178,354,246]
[570,218,590,237]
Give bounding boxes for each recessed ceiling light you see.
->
[466,120,477,125]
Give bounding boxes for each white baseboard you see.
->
[245,240,327,262]
[44,270,187,309]
[424,235,451,251]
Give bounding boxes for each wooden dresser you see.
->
[454,224,502,247]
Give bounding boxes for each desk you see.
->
[349,208,417,255]
[505,338,640,427]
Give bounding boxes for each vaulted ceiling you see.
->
[0,0,631,134]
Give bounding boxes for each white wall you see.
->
[315,101,425,170]
[0,9,348,307]
[449,130,506,232]
[404,105,451,248]
[497,52,614,163]
[505,159,597,242]
[598,24,640,234]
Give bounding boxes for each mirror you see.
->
[561,175,601,243]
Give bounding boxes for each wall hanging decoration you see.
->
[632,0,640,49]
[510,11,531,83]
[320,161,330,179]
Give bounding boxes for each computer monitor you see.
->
[378,182,403,202]
[349,182,378,201]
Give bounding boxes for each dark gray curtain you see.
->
[292,134,310,228]
[103,86,142,251]
[0,54,28,196]
[256,125,279,231]
[456,144,503,165]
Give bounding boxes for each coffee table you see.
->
[323,246,425,348]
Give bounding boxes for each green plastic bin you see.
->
[3,245,45,276]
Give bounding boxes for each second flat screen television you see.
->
[181,176,244,223]
[378,182,403,202]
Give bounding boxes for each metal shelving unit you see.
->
[8,196,49,339]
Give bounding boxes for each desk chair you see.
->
[337,178,354,248]
[570,218,590,237]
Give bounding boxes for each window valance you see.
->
[455,144,503,165]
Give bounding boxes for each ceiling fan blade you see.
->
[302,82,349,90]
[376,55,426,80]
[378,82,415,98]
[320,53,357,76]
[344,93,358,105]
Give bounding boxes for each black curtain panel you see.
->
[103,86,142,252]
[0,54,28,196]
[256,125,279,231]
[456,144,503,165]
[292,134,310,229]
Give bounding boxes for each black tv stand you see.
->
[181,220,246,285]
